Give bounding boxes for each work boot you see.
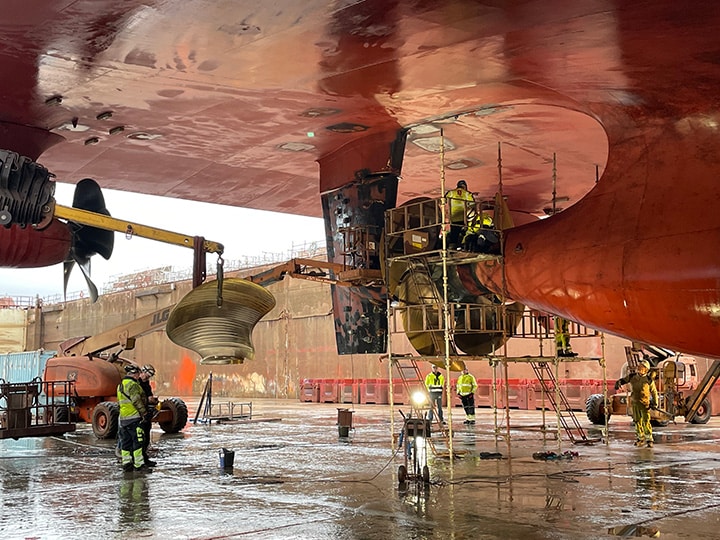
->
[646,440,654,448]
[634,440,645,447]
[144,459,157,467]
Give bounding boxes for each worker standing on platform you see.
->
[445,180,475,249]
[555,316,577,357]
[456,367,478,424]
[117,365,150,472]
[139,364,158,467]
[424,364,445,423]
[614,360,659,447]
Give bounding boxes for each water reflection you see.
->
[398,479,431,516]
[118,475,151,528]
[635,465,667,510]
[608,523,661,537]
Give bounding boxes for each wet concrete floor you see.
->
[1,400,720,539]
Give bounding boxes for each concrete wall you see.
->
[2,268,708,402]
[0,308,29,353]
[32,271,385,399]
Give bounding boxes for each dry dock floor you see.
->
[1,399,719,539]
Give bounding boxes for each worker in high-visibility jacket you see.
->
[614,360,659,448]
[456,367,478,424]
[117,364,150,472]
[445,180,475,248]
[424,364,445,423]
[461,211,498,253]
[554,316,577,357]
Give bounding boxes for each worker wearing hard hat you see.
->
[461,210,499,253]
[456,367,478,424]
[555,317,577,357]
[117,364,151,471]
[424,364,446,424]
[614,360,659,447]
[139,364,159,467]
[445,180,475,248]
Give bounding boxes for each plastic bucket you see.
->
[219,448,235,468]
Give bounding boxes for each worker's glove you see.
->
[614,380,622,391]
[649,399,657,410]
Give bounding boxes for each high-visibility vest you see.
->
[465,213,494,235]
[425,371,444,393]
[117,377,146,422]
[445,188,475,223]
[456,373,477,395]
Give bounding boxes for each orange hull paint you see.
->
[0,1,717,357]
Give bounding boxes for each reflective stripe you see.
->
[446,189,475,222]
[425,372,444,392]
[457,374,477,394]
[117,377,144,421]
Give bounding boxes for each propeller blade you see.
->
[64,179,114,302]
[63,259,74,300]
[70,178,114,260]
[75,257,99,302]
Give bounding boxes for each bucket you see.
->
[219,448,235,468]
[337,408,353,438]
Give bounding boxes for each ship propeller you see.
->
[63,178,114,302]
[166,278,276,364]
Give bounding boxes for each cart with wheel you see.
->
[397,410,431,485]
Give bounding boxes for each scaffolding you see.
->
[384,141,606,464]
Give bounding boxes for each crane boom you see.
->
[59,305,174,357]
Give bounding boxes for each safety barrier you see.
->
[339,379,358,404]
[390,379,411,405]
[296,378,664,413]
[299,380,320,403]
[319,379,339,403]
[359,379,389,404]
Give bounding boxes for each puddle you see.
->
[1,401,719,539]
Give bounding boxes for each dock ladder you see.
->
[392,356,450,454]
[531,361,599,444]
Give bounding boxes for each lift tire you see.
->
[690,398,712,424]
[159,397,189,433]
[53,405,70,423]
[422,465,430,484]
[398,465,407,484]
[92,401,119,439]
[585,394,610,425]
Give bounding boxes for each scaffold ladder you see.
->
[392,356,450,453]
[531,361,598,444]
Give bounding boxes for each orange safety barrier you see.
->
[390,379,411,405]
[339,379,358,404]
[359,379,389,404]
[299,379,320,402]
[319,379,339,403]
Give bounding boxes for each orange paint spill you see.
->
[175,355,197,395]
